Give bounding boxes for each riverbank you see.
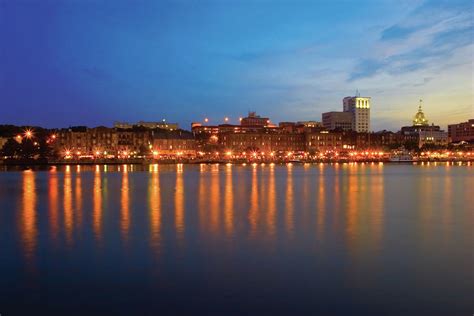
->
[1,157,473,166]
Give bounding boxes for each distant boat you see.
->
[389,154,415,162]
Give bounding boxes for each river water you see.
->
[0,163,472,315]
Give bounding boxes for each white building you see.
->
[343,95,371,133]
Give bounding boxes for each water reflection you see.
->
[48,169,59,244]
[149,165,161,253]
[286,164,294,238]
[210,164,220,234]
[267,165,276,239]
[248,166,258,237]
[93,167,102,242]
[224,164,234,236]
[7,163,473,316]
[317,168,325,239]
[175,164,184,240]
[121,166,130,243]
[75,167,83,227]
[19,170,37,266]
[64,167,73,244]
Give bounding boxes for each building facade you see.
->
[220,132,305,153]
[240,112,270,127]
[322,112,353,131]
[400,103,448,148]
[343,96,371,133]
[114,121,179,131]
[448,119,474,142]
[306,131,343,153]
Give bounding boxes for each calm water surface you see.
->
[0,163,473,315]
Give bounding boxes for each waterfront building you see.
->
[418,130,449,148]
[297,121,323,128]
[322,111,353,131]
[116,129,152,154]
[240,112,270,127]
[306,131,343,153]
[220,131,305,153]
[399,102,448,148]
[114,120,179,131]
[448,119,474,142]
[343,94,371,133]
[152,130,196,157]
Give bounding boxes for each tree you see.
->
[1,138,21,158]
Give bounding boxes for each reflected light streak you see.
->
[317,171,326,239]
[224,164,234,235]
[209,165,220,234]
[20,171,37,266]
[286,164,294,237]
[121,167,130,243]
[248,166,258,237]
[75,170,83,227]
[93,169,102,242]
[149,166,161,253]
[267,165,276,238]
[64,167,73,245]
[175,164,184,240]
[48,169,59,244]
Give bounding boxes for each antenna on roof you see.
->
[356,89,360,97]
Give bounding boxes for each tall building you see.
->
[343,95,371,133]
[322,112,353,131]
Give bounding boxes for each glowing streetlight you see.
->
[24,129,33,139]
[204,118,209,123]
[224,117,229,123]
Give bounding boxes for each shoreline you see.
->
[1,158,473,166]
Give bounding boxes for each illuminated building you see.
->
[240,112,270,127]
[152,130,196,157]
[412,102,429,126]
[448,119,474,142]
[297,121,323,128]
[306,131,343,152]
[418,130,449,148]
[220,131,305,153]
[114,120,179,131]
[400,102,448,148]
[322,111,353,131]
[343,94,371,133]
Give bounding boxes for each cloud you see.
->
[349,0,473,81]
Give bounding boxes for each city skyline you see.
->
[1,0,473,130]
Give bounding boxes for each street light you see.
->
[24,129,33,139]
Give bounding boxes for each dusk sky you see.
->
[1,0,472,130]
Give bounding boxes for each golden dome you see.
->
[413,101,428,126]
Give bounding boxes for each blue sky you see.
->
[1,0,472,130]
